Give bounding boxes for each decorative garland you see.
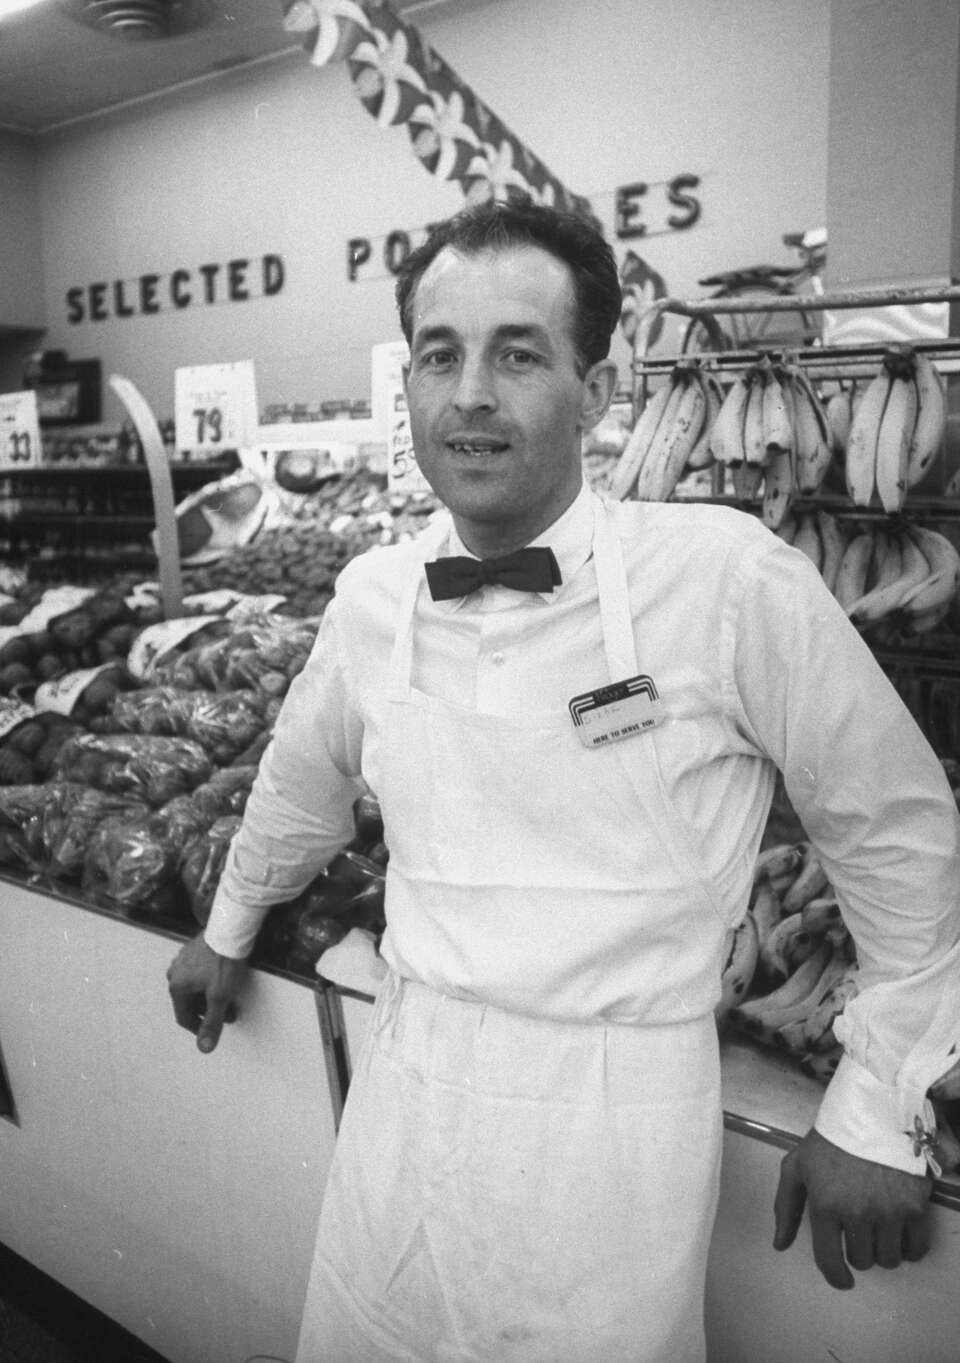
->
[281,0,596,218]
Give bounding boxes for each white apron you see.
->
[295,498,725,1363]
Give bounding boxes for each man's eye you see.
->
[419,350,456,369]
[505,349,538,366]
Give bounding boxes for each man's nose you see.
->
[452,357,497,414]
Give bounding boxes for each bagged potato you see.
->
[53,733,213,806]
[82,812,184,919]
[179,814,243,926]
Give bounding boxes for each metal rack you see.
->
[627,280,960,726]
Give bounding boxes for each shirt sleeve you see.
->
[203,600,365,959]
[729,532,960,1175]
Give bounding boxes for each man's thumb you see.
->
[773,1156,806,1250]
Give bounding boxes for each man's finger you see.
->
[875,1219,904,1269]
[902,1211,931,1262]
[197,996,230,1053]
[773,1153,806,1250]
[169,985,204,1036]
[809,1210,854,1290]
[843,1223,876,1272]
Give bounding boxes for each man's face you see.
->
[404,243,613,554]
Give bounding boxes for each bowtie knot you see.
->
[425,546,562,601]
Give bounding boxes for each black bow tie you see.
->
[425,547,562,601]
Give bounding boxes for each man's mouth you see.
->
[445,437,509,456]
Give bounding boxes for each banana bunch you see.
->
[845,346,947,512]
[724,841,860,1067]
[708,356,833,527]
[611,361,723,502]
[775,514,960,637]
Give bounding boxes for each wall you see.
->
[32,0,830,424]
[0,129,43,329]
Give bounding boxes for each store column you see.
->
[824,0,960,464]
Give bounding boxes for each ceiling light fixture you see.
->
[0,0,51,20]
[59,0,215,40]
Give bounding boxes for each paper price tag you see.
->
[0,391,41,469]
[371,339,432,495]
[174,361,259,456]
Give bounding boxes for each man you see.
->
[168,199,960,1362]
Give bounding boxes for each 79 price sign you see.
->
[0,392,41,470]
[174,361,259,458]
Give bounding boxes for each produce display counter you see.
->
[324,967,960,1363]
[0,874,338,1363]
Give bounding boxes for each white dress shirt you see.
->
[205,482,960,1174]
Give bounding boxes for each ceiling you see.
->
[0,0,483,135]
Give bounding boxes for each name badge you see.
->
[568,674,664,749]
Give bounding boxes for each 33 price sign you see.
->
[0,392,41,469]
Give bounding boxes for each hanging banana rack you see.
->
[628,280,960,734]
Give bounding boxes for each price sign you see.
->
[174,360,259,457]
[371,340,432,495]
[0,391,41,469]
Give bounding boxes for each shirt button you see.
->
[491,652,506,666]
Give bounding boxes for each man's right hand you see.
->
[167,934,249,1054]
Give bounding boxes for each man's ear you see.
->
[579,358,618,432]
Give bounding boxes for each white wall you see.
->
[0,129,43,329]
[33,0,830,423]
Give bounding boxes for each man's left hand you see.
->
[773,1128,932,1289]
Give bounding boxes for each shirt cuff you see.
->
[814,1053,934,1176]
[202,895,268,960]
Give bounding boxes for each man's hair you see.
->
[395,198,622,377]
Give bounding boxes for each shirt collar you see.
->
[435,481,596,610]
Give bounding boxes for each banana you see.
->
[845,366,891,506]
[708,376,750,467]
[731,461,764,499]
[903,600,954,636]
[816,511,847,596]
[730,940,843,1047]
[833,529,875,611]
[791,512,823,573]
[750,880,784,954]
[800,895,843,935]
[761,443,796,529]
[715,910,760,1026]
[825,387,855,456]
[907,351,947,488]
[782,843,830,913]
[610,381,674,499]
[791,371,833,496]
[685,372,723,470]
[761,360,793,456]
[774,510,799,547]
[635,370,707,501]
[800,1043,844,1085]
[846,526,933,625]
[754,842,804,883]
[899,525,960,617]
[742,368,768,467]
[759,911,815,982]
[775,965,859,1054]
[874,369,917,513]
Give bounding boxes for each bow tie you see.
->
[425,547,562,601]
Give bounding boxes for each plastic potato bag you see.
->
[53,733,213,805]
[82,811,184,919]
[179,814,243,926]
[43,784,150,881]
[0,782,72,874]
